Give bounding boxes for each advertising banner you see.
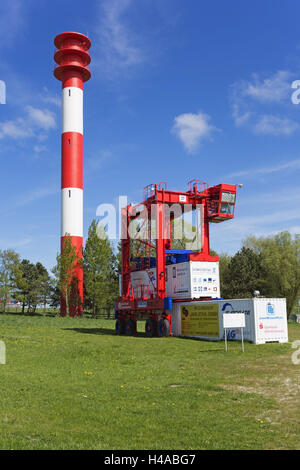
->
[180,303,219,337]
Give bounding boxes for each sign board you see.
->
[223,313,245,352]
[166,261,220,300]
[255,300,288,343]
[223,313,245,329]
[181,303,219,338]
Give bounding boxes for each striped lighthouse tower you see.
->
[54,32,91,316]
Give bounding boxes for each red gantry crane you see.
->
[115,180,237,337]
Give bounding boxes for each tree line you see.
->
[219,232,300,317]
[0,224,299,318]
[0,220,119,316]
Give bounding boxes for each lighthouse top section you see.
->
[54,32,91,88]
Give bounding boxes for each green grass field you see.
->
[0,313,299,450]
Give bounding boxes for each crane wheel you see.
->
[115,318,125,335]
[125,319,136,336]
[145,318,156,337]
[158,318,170,337]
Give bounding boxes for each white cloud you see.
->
[210,183,300,253]
[243,70,292,103]
[237,186,300,208]
[0,185,58,216]
[172,111,219,153]
[212,208,300,249]
[86,150,114,173]
[26,106,56,131]
[33,145,47,156]
[253,114,300,136]
[225,158,300,179]
[0,106,56,141]
[0,1,25,51]
[0,118,34,140]
[95,0,144,78]
[224,209,300,236]
[231,104,252,127]
[0,237,32,249]
[15,186,58,208]
[230,70,300,136]
[41,88,61,108]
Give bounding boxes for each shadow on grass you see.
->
[63,327,146,338]
[0,310,58,318]
[63,328,228,351]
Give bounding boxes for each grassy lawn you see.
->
[0,313,299,450]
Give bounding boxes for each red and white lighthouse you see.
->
[54,32,91,315]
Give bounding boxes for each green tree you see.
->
[221,247,263,299]
[84,220,118,317]
[35,262,51,315]
[218,253,232,297]
[52,234,82,316]
[244,231,300,317]
[13,259,33,314]
[0,250,20,313]
[49,282,61,312]
[13,260,51,314]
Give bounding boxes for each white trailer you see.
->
[130,261,220,300]
[171,297,288,344]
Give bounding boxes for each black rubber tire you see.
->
[115,318,125,335]
[157,318,170,337]
[145,318,156,337]
[125,319,136,336]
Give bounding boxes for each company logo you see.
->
[182,307,189,318]
[222,302,250,315]
[222,329,236,340]
[267,303,275,315]
[222,303,234,312]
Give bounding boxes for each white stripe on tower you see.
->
[61,187,83,237]
[62,87,83,135]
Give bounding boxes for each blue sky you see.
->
[1,0,300,271]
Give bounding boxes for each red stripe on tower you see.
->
[54,32,91,316]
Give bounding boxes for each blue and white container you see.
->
[171,297,288,344]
